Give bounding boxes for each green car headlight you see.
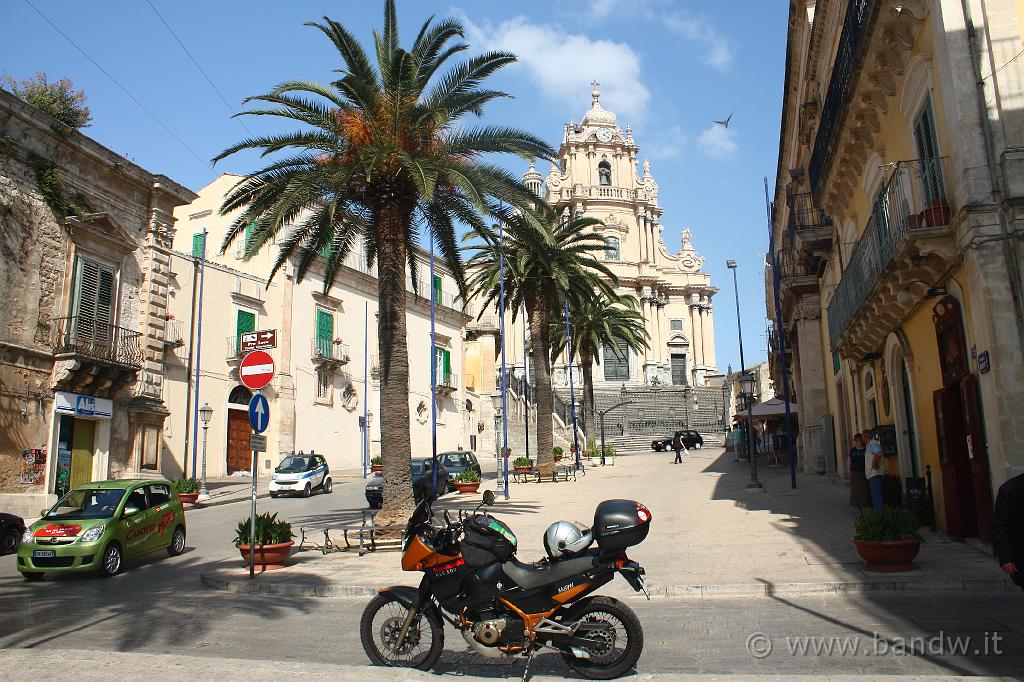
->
[80,524,106,543]
[22,528,33,543]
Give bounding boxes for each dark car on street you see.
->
[365,457,449,509]
[1,512,26,555]
[651,430,703,451]
[438,451,482,489]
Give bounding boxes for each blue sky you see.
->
[2,0,786,374]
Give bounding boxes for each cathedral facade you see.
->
[522,84,718,388]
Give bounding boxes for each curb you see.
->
[200,571,1018,599]
[184,492,271,511]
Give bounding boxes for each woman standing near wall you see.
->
[849,434,870,514]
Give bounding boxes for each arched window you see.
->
[598,160,612,186]
[228,385,252,405]
[605,236,620,260]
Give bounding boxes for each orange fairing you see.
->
[551,583,590,603]
[401,534,459,571]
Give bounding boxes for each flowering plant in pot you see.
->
[370,455,383,473]
[552,446,564,462]
[513,457,533,475]
[174,477,200,504]
[453,468,481,494]
[235,512,294,568]
[853,506,922,572]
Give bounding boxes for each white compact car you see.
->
[270,454,333,498]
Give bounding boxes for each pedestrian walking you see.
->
[993,472,1024,592]
[863,428,884,511]
[848,434,870,513]
[671,430,684,464]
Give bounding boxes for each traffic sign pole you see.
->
[249,388,260,580]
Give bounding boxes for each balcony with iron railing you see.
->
[808,0,879,200]
[311,338,350,366]
[827,158,957,356]
[436,371,458,395]
[52,315,143,369]
[776,246,821,310]
[788,191,834,259]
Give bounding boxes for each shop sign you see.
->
[54,391,113,420]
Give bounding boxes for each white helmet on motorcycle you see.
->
[543,520,593,559]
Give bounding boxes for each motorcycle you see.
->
[359,489,652,679]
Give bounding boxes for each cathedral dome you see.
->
[581,81,617,127]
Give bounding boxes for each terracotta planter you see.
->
[907,213,921,228]
[554,455,564,463]
[453,481,480,494]
[853,539,921,572]
[177,492,199,505]
[513,466,532,475]
[923,199,951,227]
[371,464,383,473]
[237,540,294,569]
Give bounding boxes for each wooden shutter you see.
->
[74,256,115,347]
[442,348,451,384]
[913,99,945,205]
[432,275,442,302]
[236,310,255,353]
[315,308,333,356]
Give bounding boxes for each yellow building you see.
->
[769,0,1024,542]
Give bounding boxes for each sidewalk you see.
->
[185,467,367,509]
[200,449,1017,598]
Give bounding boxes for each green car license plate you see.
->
[32,550,56,558]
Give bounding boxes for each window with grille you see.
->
[913,98,945,206]
[316,369,333,403]
[72,256,116,347]
[670,319,683,332]
[605,236,620,261]
[602,336,630,380]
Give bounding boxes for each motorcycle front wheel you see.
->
[560,596,643,680]
[360,593,444,670]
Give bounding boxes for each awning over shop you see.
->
[734,398,799,419]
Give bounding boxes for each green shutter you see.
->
[236,310,255,353]
[833,352,841,375]
[192,232,205,258]
[242,222,255,257]
[315,308,334,357]
[432,274,442,303]
[442,348,451,385]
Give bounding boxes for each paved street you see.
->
[2,453,1023,678]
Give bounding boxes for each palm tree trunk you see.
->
[581,349,596,444]
[376,201,415,524]
[527,294,555,477]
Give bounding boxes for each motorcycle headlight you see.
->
[22,529,33,543]
[80,524,106,543]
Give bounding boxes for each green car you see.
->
[17,479,186,580]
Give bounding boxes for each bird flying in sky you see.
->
[714,113,733,128]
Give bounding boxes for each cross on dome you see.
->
[582,79,617,127]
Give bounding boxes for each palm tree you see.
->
[466,207,617,476]
[212,1,554,522]
[549,294,650,442]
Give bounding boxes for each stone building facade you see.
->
[160,175,473,480]
[0,90,195,517]
[768,0,1024,541]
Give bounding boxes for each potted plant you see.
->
[923,197,951,227]
[553,446,564,462]
[453,468,481,494]
[174,477,200,505]
[853,506,922,572]
[235,512,294,569]
[370,455,383,473]
[513,457,533,475]
[586,439,598,460]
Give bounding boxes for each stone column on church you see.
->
[650,290,662,366]
[690,294,704,383]
[636,210,647,265]
[701,299,716,371]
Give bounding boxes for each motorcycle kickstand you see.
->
[520,646,536,682]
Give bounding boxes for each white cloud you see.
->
[662,12,734,71]
[460,13,651,122]
[647,125,688,160]
[696,124,737,160]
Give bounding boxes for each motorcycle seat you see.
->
[501,551,598,590]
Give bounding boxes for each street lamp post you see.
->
[490,392,507,496]
[198,402,213,499]
[727,260,763,492]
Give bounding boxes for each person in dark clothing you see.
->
[993,472,1024,592]
[848,434,869,513]
[671,431,684,464]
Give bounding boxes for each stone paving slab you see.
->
[199,449,1015,599]
[0,648,1013,681]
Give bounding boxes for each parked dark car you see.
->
[365,458,449,509]
[438,451,482,489]
[651,430,703,451]
[1,512,26,555]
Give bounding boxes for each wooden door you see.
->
[959,374,993,542]
[226,409,252,474]
[69,418,95,490]
[933,387,976,538]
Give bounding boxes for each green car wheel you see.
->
[100,542,122,578]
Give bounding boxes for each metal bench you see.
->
[511,465,579,483]
[299,510,404,556]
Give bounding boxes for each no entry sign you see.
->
[239,350,275,390]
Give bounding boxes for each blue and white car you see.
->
[270,454,332,498]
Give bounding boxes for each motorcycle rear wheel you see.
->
[560,596,643,680]
[360,593,444,670]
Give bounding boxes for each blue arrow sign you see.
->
[248,393,270,434]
